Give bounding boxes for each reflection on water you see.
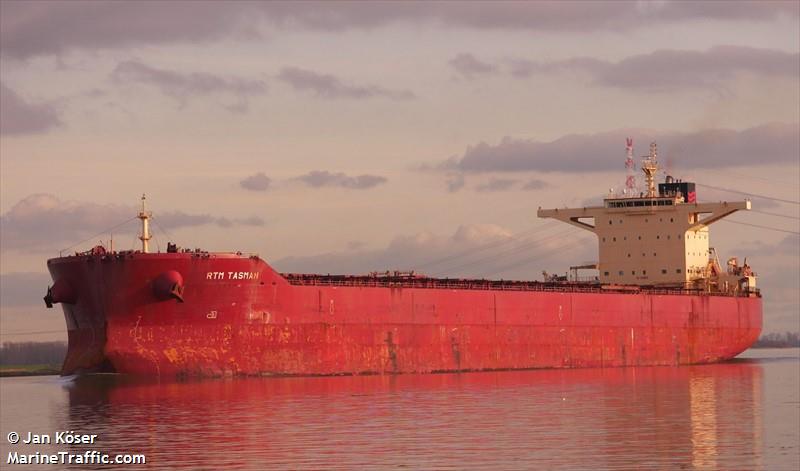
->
[2,349,798,470]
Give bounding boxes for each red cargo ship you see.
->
[44,142,761,377]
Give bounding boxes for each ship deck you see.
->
[281,273,759,298]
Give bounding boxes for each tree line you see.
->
[751,331,800,348]
[0,341,67,366]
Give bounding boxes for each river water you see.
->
[1,348,798,470]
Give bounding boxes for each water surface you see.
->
[2,348,798,470]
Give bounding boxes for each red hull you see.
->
[47,252,762,377]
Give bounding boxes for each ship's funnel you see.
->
[153,270,184,303]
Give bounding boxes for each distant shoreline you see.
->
[749,345,800,349]
[0,365,61,378]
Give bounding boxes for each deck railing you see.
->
[281,274,759,298]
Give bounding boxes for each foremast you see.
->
[137,194,152,253]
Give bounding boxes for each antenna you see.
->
[625,137,636,194]
[137,194,152,253]
[641,142,659,198]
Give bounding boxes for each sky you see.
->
[1,1,798,341]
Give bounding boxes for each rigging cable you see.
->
[418,221,560,271]
[704,168,798,187]
[58,216,137,255]
[719,219,799,235]
[695,183,800,205]
[150,215,174,240]
[479,232,594,278]
[431,226,576,277]
[751,209,800,221]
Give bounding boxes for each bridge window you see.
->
[638,236,642,240]
[632,271,636,275]
[604,271,609,276]
[676,268,682,274]
[627,253,631,258]
[643,270,647,275]
[613,237,616,242]
[618,270,624,276]
[661,269,667,274]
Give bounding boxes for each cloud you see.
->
[449,53,496,79]
[295,171,388,189]
[0,272,52,307]
[451,123,799,173]
[0,194,263,252]
[3,2,796,58]
[111,60,266,109]
[446,174,465,193]
[240,172,272,191]
[0,1,261,59]
[277,67,415,100]
[476,178,517,192]
[0,83,61,135]
[507,46,799,91]
[508,57,607,79]
[155,211,263,230]
[522,179,548,190]
[274,223,594,279]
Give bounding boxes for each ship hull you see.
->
[47,253,762,377]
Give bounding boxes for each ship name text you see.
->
[206,271,260,280]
